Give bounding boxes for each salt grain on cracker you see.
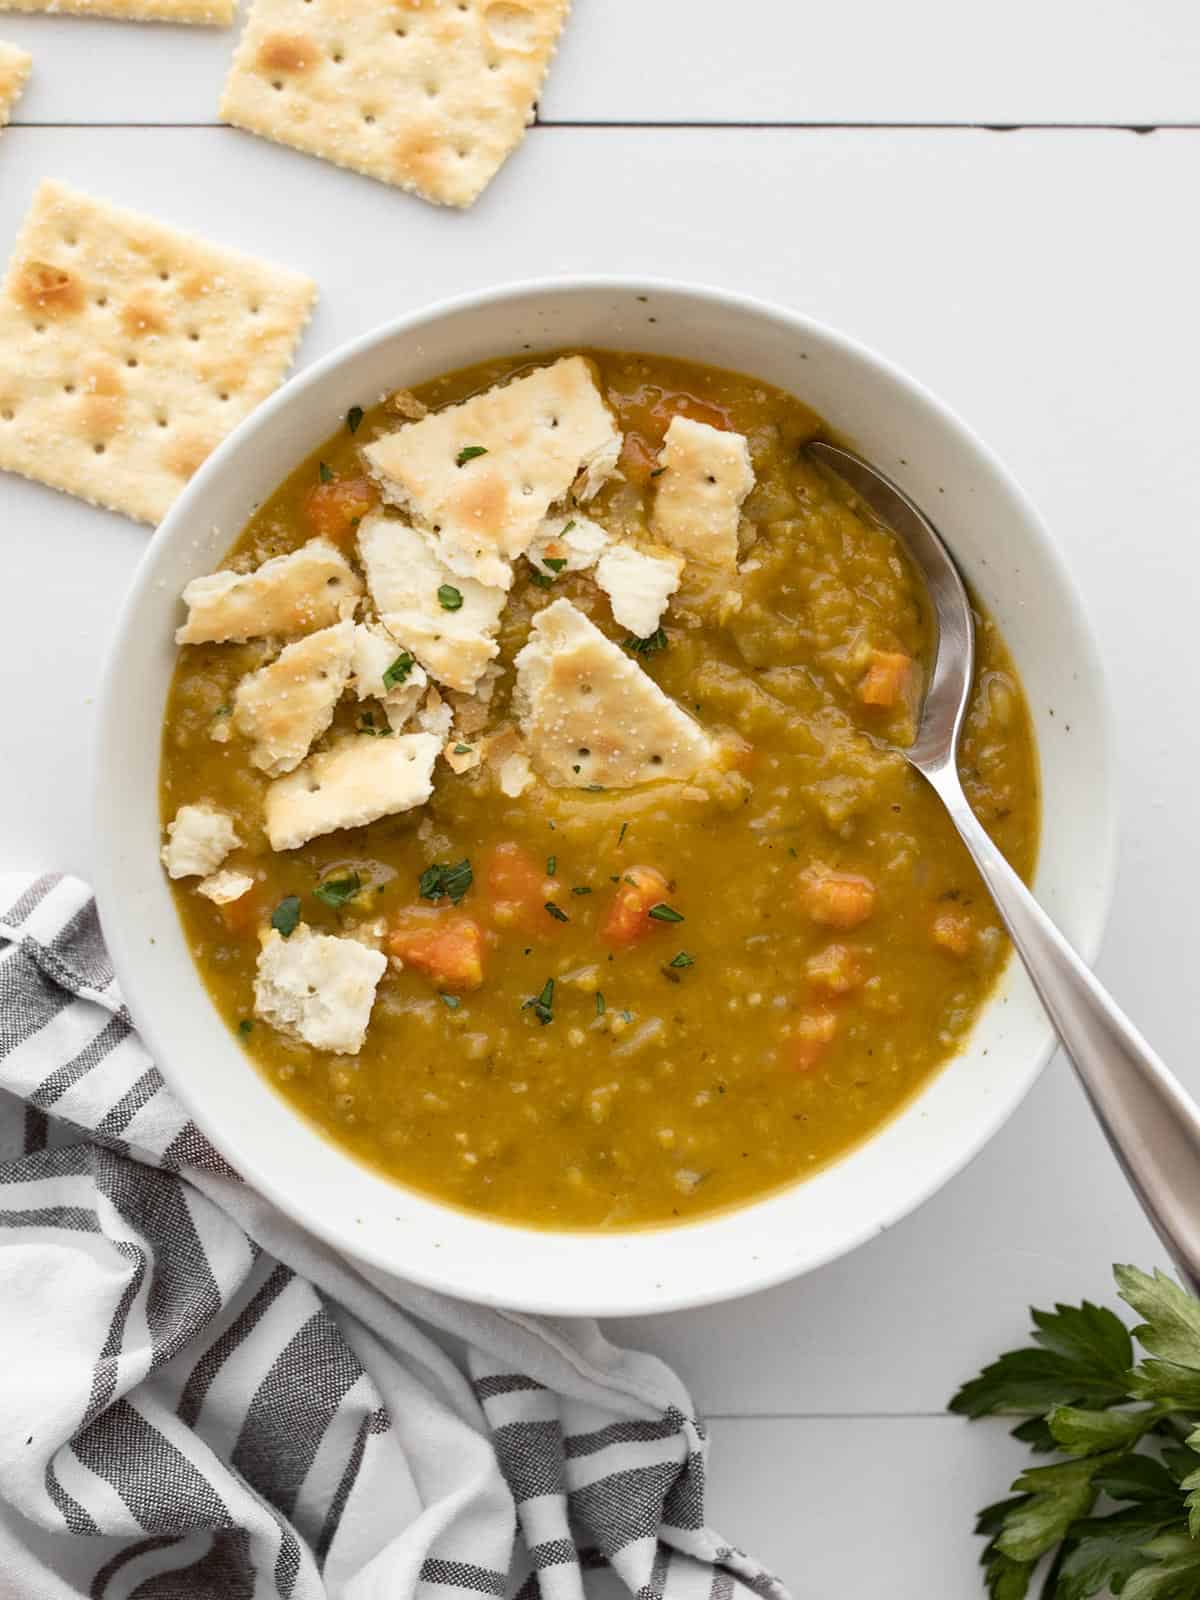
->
[0,180,316,525]
[220,0,571,208]
[0,41,30,127]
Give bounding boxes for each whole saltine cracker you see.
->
[0,0,232,25]
[220,0,570,208]
[0,40,31,126]
[0,180,317,525]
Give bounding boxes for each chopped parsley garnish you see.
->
[571,885,592,896]
[419,859,473,905]
[617,822,628,845]
[529,572,553,590]
[523,977,555,1025]
[668,951,694,969]
[346,405,364,435]
[649,466,667,478]
[314,872,362,908]
[455,445,488,466]
[440,993,461,1011]
[595,992,606,1016]
[270,895,301,938]
[237,1019,253,1036]
[437,584,464,611]
[620,1009,633,1023]
[542,556,567,573]
[546,854,557,876]
[561,519,576,535]
[648,902,684,924]
[357,711,392,737]
[319,461,334,483]
[585,784,605,793]
[624,628,667,655]
[382,652,414,690]
[453,743,473,755]
[544,901,569,923]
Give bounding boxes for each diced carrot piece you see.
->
[388,909,484,991]
[217,884,262,936]
[931,909,974,957]
[789,1010,838,1072]
[483,841,559,935]
[303,474,378,546]
[798,866,877,930]
[805,943,866,994]
[859,650,913,709]
[601,865,672,946]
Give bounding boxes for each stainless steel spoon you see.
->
[809,440,1200,1293]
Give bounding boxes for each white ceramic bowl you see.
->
[94,279,1116,1316]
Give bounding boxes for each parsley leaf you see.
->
[624,628,668,655]
[544,901,568,923]
[523,978,555,1025]
[270,895,301,938]
[456,445,488,466]
[440,993,461,1010]
[382,652,414,690]
[346,405,364,435]
[546,855,556,876]
[237,1019,253,1036]
[648,903,684,924]
[668,951,694,969]
[543,556,567,573]
[438,584,464,611]
[314,872,362,909]
[357,711,392,737]
[595,992,606,1016]
[319,461,333,483]
[418,859,473,905]
[960,1268,1200,1600]
[571,885,592,896]
[529,572,553,590]
[453,742,473,755]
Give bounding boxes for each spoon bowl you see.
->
[809,439,1200,1294]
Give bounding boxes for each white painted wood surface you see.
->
[3,0,1200,126]
[1,12,1199,1591]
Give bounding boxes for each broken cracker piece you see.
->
[357,510,504,694]
[220,0,570,208]
[254,924,386,1054]
[650,416,755,570]
[351,619,428,730]
[177,538,361,646]
[361,356,620,589]
[513,598,716,789]
[265,731,440,851]
[0,42,31,127]
[161,802,240,879]
[595,544,682,639]
[0,180,315,525]
[233,618,355,776]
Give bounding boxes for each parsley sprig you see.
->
[956,1266,1200,1599]
[418,859,473,905]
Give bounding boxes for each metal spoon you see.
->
[809,440,1200,1293]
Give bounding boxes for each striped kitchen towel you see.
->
[0,873,788,1600]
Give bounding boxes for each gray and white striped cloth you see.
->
[0,873,788,1600]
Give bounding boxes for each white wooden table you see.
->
[3,4,1199,1592]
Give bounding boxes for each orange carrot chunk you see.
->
[483,841,559,935]
[805,943,866,994]
[789,1010,838,1072]
[931,909,974,957]
[798,866,877,930]
[859,650,913,709]
[303,474,378,545]
[601,865,672,946]
[388,910,484,991]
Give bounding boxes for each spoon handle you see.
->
[924,763,1200,1294]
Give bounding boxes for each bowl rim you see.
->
[93,274,1118,1314]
